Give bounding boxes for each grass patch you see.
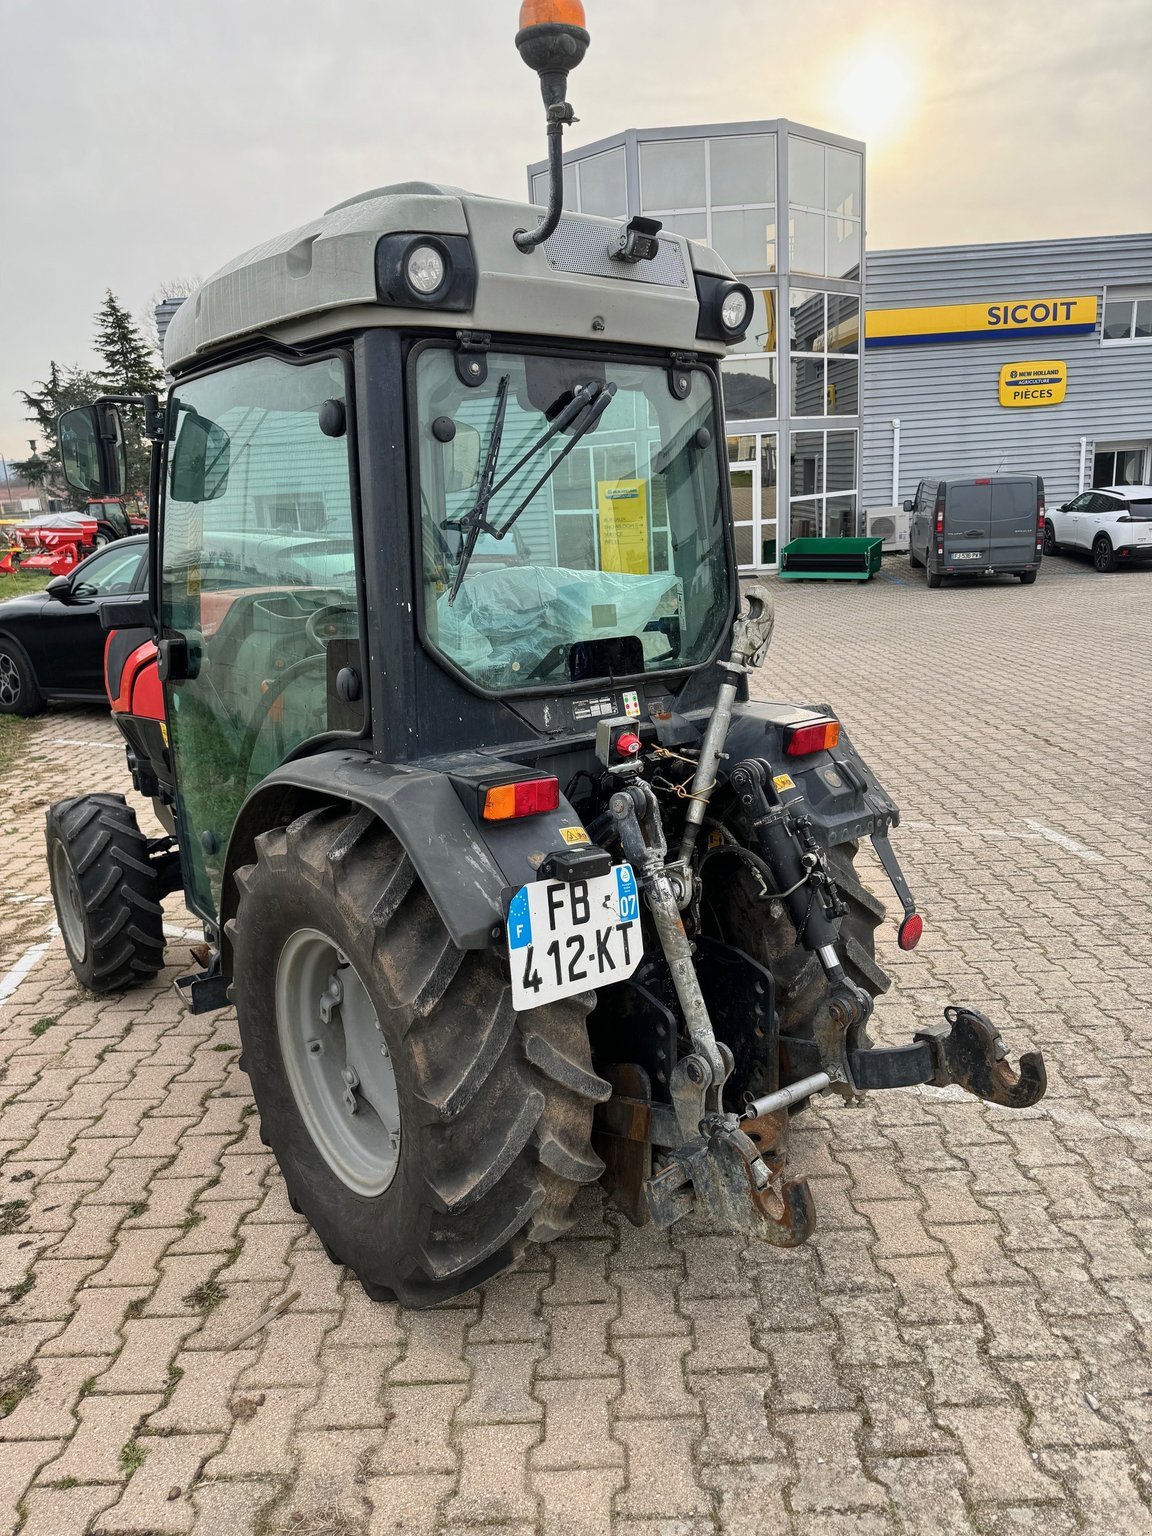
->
[0,569,50,602]
[0,1200,29,1237]
[212,1043,236,1053]
[7,1274,34,1303]
[160,1363,184,1408]
[184,1279,225,1313]
[0,1363,37,1418]
[125,1298,146,1320]
[180,1211,204,1233]
[118,1439,147,1476]
[30,1016,57,1038]
[126,1200,148,1219]
[48,1477,79,1490]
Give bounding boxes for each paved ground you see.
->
[0,550,1150,1535]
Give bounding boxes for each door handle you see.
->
[964,529,982,537]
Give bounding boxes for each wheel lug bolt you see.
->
[307,1039,322,1056]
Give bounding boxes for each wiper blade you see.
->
[446,379,617,603]
[447,373,511,604]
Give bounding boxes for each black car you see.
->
[0,536,148,715]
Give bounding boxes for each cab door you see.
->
[942,481,990,568]
[989,479,1037,569]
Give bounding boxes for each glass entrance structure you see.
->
[530,121,866,571]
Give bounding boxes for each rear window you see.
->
[992,481,1037,516]
[1126,497,1152,520]
[946,483,989,519]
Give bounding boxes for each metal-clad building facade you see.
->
[863,234,1152,511]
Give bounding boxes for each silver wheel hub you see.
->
[275,928,401,1197]
[51,842,87,963]
[0,654,21,706]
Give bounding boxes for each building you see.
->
[529,121,866,571]
[862,234,1152,513]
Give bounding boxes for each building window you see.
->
[789,289,860,418]
[723,287,779,422]
[532,146,627,220]
[789,429,857,538]
[788,137,862,279]
[1101,286,1152,344]
[1092,445,1149,486]
[640,134,776,274]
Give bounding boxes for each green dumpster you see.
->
[778,536,883,581]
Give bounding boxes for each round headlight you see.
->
[406,245,447,296]
[721,287,751,334]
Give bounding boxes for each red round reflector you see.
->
[616,732,642,758]
[898,913,924,951]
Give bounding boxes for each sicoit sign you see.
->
[865,295,1098,348]
[999,360,1067,408]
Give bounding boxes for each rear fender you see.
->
[722,701,899,845]
[218,749,594,975]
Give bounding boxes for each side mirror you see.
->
[46,574,72,604]
[1058,503,1068,511]
[56,403,127,498]
[170,409,231,502]
[901,498,914,513]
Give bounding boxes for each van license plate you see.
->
[507,864,642,1010]
[951,552,982,560]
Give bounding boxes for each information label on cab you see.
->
[507,864,641,1010]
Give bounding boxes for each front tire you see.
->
[1093,536,1116,573]
[1043,522,1059,555]
[0,639,44,716]
[229,806,609,1308]
[45,794,166,992]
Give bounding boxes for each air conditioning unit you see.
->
[864,505,909,553]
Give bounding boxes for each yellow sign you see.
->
[999,360,1067,408]
[560,827,591,846]
[772,773,796,792]
[866,295,1097,349]
[597,479,649,575]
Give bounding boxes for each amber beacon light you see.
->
[514,1,591,253]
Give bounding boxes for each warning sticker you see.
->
[560,827,591,846]
[573,696,616,721]
[773,773,796,792]
[623,689,641,718]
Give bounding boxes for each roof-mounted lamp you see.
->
[513,1,591,253]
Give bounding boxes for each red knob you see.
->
[616,732,642,757]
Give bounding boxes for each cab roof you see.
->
[162,182,734,371]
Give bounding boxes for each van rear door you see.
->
[990,479,1038,569]
[943,481,990,568]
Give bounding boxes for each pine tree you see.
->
[92,291,163,497]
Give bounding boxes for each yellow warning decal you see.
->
[707,830,725,851]
[773,773,796,792]
[160,722,169,747]
[560,827,591,846]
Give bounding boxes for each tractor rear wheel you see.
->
[701,841,890,1108]
[228,805,608,1308]
[45,794,166,992]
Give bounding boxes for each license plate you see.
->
[507,864,642,1010]
[951,551,982,560]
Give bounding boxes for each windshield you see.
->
[414,346,731,691]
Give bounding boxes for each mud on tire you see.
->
[228,805,609,1308]
[45,793,166,993]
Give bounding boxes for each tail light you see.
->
[482,776,560,821]
[784,718,840,756]
[934,486,945,554]
[898,913,924,950]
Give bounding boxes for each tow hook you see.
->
[914,1006,1047,1108]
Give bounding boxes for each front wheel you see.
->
[908,543,923,569]
[0,639,44,716]
[1042,522,1059,555]
[1093,536,1116,573]
[229,806,609,1308]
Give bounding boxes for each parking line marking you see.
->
[903,820,1105,862]
[1022,820,1104,863]
[46,739,119,749]
[0,927,59,1006]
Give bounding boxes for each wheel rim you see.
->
[51,841,88,963]
[0,653,21,707]
[1094,540,1110,570]
[1043,526,1054,553]
[275,928,401,1197]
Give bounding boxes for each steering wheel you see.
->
[305,602,358,649]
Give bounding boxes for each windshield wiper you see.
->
[446,380,618,603]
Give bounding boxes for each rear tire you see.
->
[0,639,44,717]
[926,565,942,589]
[228,805,609,1308]
[1093,536,1116,573]
[45,794,166,992]
[1018,570,1037,585]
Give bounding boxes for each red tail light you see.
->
[784,718,841,757]
[482,776,560,821]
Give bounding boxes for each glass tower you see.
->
[530,121,866,571]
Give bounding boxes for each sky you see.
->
[1,0,1150,464]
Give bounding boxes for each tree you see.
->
[13,362,106,505]
[93,291,164,497]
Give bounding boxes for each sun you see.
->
[826,39,921,145]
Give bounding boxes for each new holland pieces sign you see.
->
[865,295,1098,349]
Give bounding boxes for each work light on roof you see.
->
[406,245,447,296]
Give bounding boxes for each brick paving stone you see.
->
[366,1474,454,1535]
[530,1377,623,1470]
[204,1386,313,1479]
[301,1344,393,1430]
[763,1329,856,1412]
[388,1307,475,1384]
[613,1419,713,1521]
[189,1477,282,1536]
[776,1410,889,1512]
[148,1348,260,1435]
[614,1334,696,1420]
[289,1426,378,1528]
[936,1405,1064,1503]
[468,1273,549,1345]
[41,1391,161,1484]
[238,1308,338,1390]
[0,1351,105,1440]
[369,1384,467,1474]
[825,1294,919,1368]
[537,1303,618,1379]
[533,1467,626,1536]
[97,1316,197,1395]
[17,1483,120,1536]
[611,1265,687,1337]
[445,1423,541,1524]
[847,1363,956,1456]
[456,1342,542,1424]
[97,1431,222,1533]
[691,1370,782,1466]
[540,1239,614,1305]
[0,1440,62,1532]
[810,1229,893,1295]
[875,1453,974,1536]
[39,1284,151,1357]
[680,1295,764,1372]
[701,1460,793,1535]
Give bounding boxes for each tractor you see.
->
[44,1,1045,1308]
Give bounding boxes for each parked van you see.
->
[904,475,1045,588]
